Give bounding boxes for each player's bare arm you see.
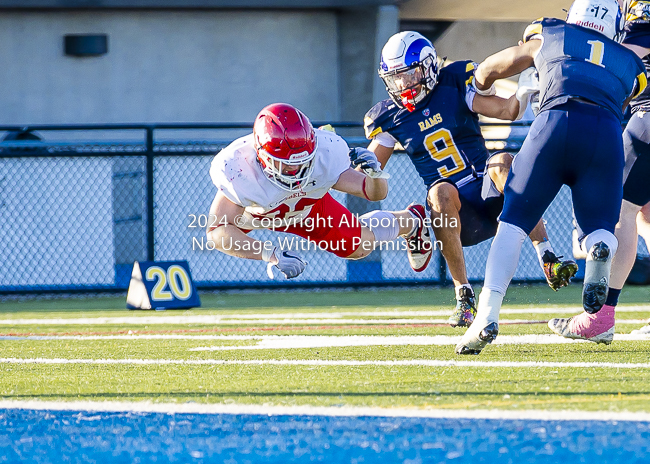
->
[332,168,388,201]
[206,191,267,260]
[367,139,394,169]
[472,94,521,121]
[474,40,541,91]
[624,43,650,58]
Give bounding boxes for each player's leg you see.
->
[427,181,465,283]
[348,206,431,261]
[611,200,642,296]
[290,193,431,262]
[636,202,650,245]
[632,202,650,334]
[625,127,650,334]
[575,114,624,315]
[487,151,577,290]
[549,106,631,343]
[457,110,567,354]
[400,204,434,272]
[426,181,477,327]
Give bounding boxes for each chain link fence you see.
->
[0,122,591,294]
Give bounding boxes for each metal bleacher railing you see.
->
[0,120,579,295]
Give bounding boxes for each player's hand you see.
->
[515,67,540,119]
[263,247,307,279]
[349,147,390,179]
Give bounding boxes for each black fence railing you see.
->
[0,120,584,295]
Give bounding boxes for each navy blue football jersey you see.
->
[523,18,646,119]
[364,60,488,188]
[625,1,650,112]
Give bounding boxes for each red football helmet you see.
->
[253,103,317,191]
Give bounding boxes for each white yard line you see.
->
[188,333,650,350]
[0,317,646,326]
[0,306,648,325]
[1,399,650,423]
[2,357,650,369]
[0,318,527,325]
[1,333,649,346]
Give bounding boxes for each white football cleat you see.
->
[455,321,499,355]
[404,204,433,272]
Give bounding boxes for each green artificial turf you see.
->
[1,285,649,412]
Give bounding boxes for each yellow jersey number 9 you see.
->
[423,128,466,178]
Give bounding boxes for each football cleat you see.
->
[548,305,615,344]
[455,322,499,355]
[583,241,611,314]
[448,286,476,327]
[404,204,433,272]
[542,251,579,291]
[631,323,650,335]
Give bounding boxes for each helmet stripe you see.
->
[404,38,433,66]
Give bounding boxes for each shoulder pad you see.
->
[364,99,397,139]
[523,18,547,43]
[440,60,478,88]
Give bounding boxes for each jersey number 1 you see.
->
[586,40,605,68]
[424,128,466,178]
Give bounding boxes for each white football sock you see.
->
[582,229,618,257]
[583,229,617,286]
[483,222,527,295]
[533,240,554,268]
[359,211,400,242]
[475,288,505,326]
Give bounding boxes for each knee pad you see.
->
[359,211,400,242]
[583,229,618,257]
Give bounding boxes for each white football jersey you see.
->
[210,129,351,229]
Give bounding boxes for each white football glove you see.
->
[262,247,307,279]
[515,67,540,120]
[349,147,390,179]
[471,79,496,97]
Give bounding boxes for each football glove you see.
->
[515,67,540,120]
[349,147,390,179]
[262,247,307,279]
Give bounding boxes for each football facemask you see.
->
[257,146,316,192]
[381,66,428,112]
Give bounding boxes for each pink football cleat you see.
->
[547,304,615,344]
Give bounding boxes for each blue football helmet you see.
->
[378,31,439,112]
